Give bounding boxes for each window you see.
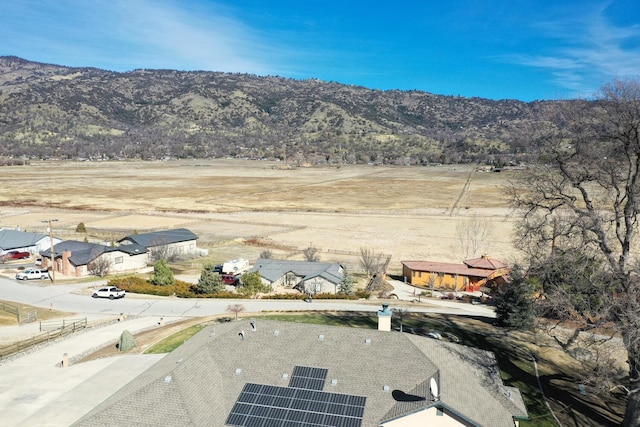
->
[114,256,123,264]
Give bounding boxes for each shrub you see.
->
[354,289,371,299]
[262,293,307,300]
[150,259,174,286]
[119,330,136,352]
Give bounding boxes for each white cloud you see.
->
[501,5,640,97]
[2,0,283,74]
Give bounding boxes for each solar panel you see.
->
[289,365,328,391]
[226,381,366,427]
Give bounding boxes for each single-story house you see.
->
[118,228,199,259]
[0,228,62,256]
[401,256,509,292]
[250,258,345,294]
[40,240,148,277]
[73,318,528,426]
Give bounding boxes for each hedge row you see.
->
[107,276,371,300]
[107,276,243,299]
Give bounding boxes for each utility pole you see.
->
[42,219,58,284]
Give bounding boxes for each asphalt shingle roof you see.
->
[118,228,198,247]
[0,228,48,250]
[251,258,344,285]
[74,320,527,427]
[40,240,147,266]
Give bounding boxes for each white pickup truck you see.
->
[91,286,126,300]
[15,268,49,280]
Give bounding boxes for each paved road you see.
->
[0,276,495,326]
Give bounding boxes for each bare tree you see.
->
[302,244,320,262]
[455,213,493,260]
[88,256,112,277]
[227,304,246,321]
[259,249,273,259]
[510,79,640,426]
[359,247,384,278]
[149,244,180,262]
[392,308,409,332]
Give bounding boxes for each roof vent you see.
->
[365,338,371,345]
[331,379,338,386]
[273,330,280,336]
[164,375,172,383]
[235,368,242,375]
[318,334,325,341]
[282,373,289,380]
[383,385,390,392]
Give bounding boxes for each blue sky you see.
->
[2,0,639,101]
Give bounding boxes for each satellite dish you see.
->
[430,377,439,400]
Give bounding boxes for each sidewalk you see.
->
[0,316,170,427]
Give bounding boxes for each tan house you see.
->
[401,256,509,292]
[249,258,345,294]
[40,240,148,277]
[118,228,199,260]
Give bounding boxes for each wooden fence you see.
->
[0,301,39,325]
[0,317,87,361]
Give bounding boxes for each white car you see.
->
[15,268,49,280]
[92,286,126,299]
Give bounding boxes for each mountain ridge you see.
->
[0,56,558,164]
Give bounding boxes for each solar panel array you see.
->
[289,366,328,391]
[226,382,366,427]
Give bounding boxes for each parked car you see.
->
[221,274,240,285]
[2,250,31,261]
[15,268,49,280]
[35,257,43,266]
[92,287,126,299]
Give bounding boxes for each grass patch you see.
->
[0,299,72,326]
[144,324,206,354]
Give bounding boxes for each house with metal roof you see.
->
[73,318,528,427]
[0,228,61,256]
[40,240,149,277]
[401,256,510,292]
[118,228,199,258]
[250,258,345,294]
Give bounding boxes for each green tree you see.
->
[238,271,271,298]
[75,222,86,233]
[495,266,537,330]
[150,259,174,286]
[338,269,354,295]
[195,264,224,294]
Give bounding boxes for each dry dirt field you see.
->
[0,160,520,274]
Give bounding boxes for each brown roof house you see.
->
[401,256,509,292]
[73,317,528,427]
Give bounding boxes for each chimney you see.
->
[377,303,392,331]
[62,250,72,276]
